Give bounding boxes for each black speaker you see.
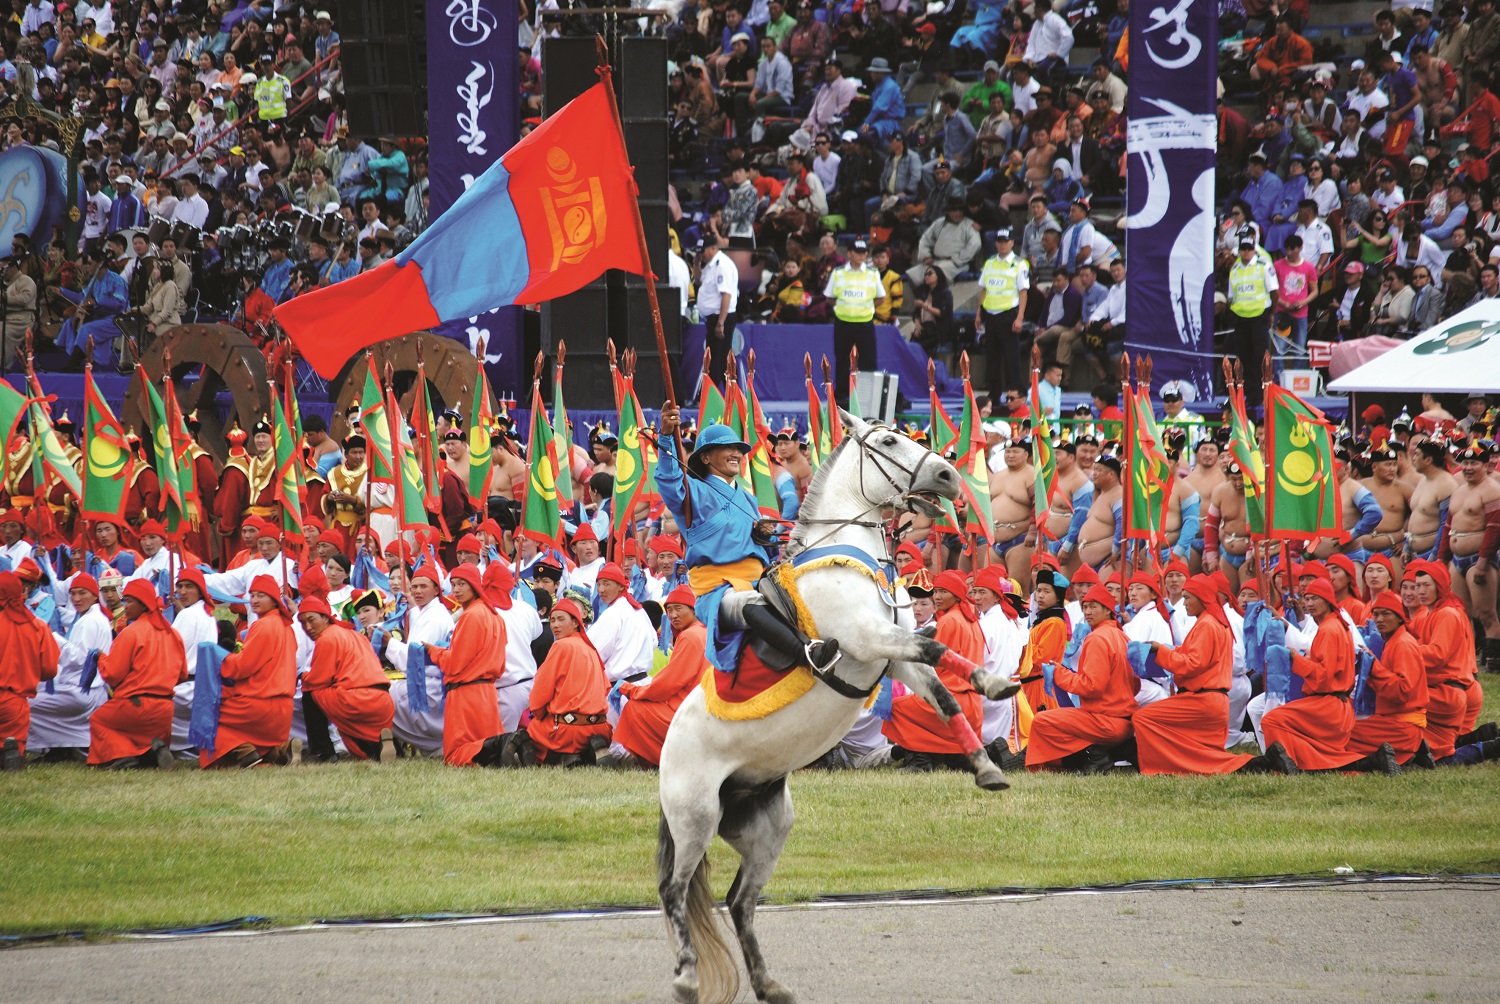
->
[542,37,602,114]
[624,199,670,289]
[620,37,669,118]
[622,284,683,405]
[342,0,427,137]
[544,283,617,403]
[623,119,669,202]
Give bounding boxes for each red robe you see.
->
[180,449,220,567]
[613,620,707,766]
[1134,613,1255,775]
[1347,624,1428,763]
[124,466,160,532]
[1262,612,1356,770]
[202,610,298,767]
[1414,602,1477,757]
[430,599,507,766]
[1026,619,1135,769]
[302,624,395,757]
[528,633,611,757]
[882,605,984,755]
[215,465,251,566]
[89,614,188,764]
[0,605,60,757]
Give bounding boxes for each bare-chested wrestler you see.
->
[1441,443,1500,671]
[1405,439,1456,565]
[1182,438,1225,572]
[1358,444,1414,581]
[1046,442,1094,565]
[989,438,1036,586]
[1074,453,1124,576]
[1203,461,1252,592]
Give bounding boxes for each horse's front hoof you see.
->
[672,972,700,1004]
[974,763,1011,791]
[759,980,799,1004]
[974,670,1022,701]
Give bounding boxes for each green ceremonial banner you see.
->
[140,372,185,528]
[551,367,574,506]
[163,375,200,532]
[29,400,81,500]
[1264,384,1343,541]
[271,390,306,540]
[1030,371,1057,538]
[746,372,783,518]
[80,366,132,523]
[957,378,995,546]
[805,376,823,471]
[927,386,962,536]
[360,358,395,484]
[1124,389,1170,543]
[385,390,429,531]
[612,382,646,550]
[468,359,494,507]
[0,379,28,485]
[523,382,564,548]
[1229,385,1266,536]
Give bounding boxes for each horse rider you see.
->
[657,404,839,673]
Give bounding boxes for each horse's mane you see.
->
[788,437,850,547]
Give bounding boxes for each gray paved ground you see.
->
[3,882,1498,1003]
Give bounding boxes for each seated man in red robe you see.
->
[203,575,298,768]
[1134,575,1256,775]
[0,571,60,770]
[882,570,985,772]
[426,564,508,767]
[1409,561,1480,761]
[90,579,187,769]
[1343,590,1430,770]
[611,585,705,767]
[1261,578,1357,772]
[298,597,397,762]
[1026,583,1135,773]
[522,597,612,766]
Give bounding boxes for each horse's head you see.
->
[837,410,961,518]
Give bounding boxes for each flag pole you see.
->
[594,35,681,460]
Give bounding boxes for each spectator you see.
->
[1025,0,1076,83]
[1409,264,1444,332]
[860,58,904,144]
[1251,16,1312,89]
[1369,264,1416,335]
[911,197,980,287]
[909,264,954,353]
[1272,234,1318,363]
[1334,261,1376,340]
[961,60,1011,129]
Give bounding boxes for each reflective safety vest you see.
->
[828,265,884,322]
[255,75,288,121]
[1228,259,1271,317]
[979,254,1026,312]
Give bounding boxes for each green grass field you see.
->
[4,676,1499,939]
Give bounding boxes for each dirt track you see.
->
[4,881,1498,1003]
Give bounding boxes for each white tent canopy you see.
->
[1328,300,1500,393]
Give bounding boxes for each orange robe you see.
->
[429,600,506,766]
[613,621,707,766]
[1026,619,1135,769]
[1020,614,1069,722]
[202,611,298,767]
[1346,624,1428,763]
[528,633,611,757]
[1134,614,1255,775]
[89,615,187,764]
[1262,612,1357,770]
[882,605,984,755]
[302,624,395,757]
[0,608,60,757]
[1414,602,1476,758]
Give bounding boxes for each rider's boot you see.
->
[741,601,840,670]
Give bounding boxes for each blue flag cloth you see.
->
[1263,645,1306,702]
[351,550,390,591]
[514,579,538,610]
[154,567,177,625]
[405,641,445,715]
[0,555,11,572]
[188,642,229,752]
[607,679,626,715]
[1352,649,1377,717]
[871,676,894,721]
[1061,622,1090,672]
[1126,640,1171,681]
[80,651,100,693]
[1041,662,1077,709]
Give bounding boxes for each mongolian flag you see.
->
[270,389,306,541]
[138,369,185,528]
[275,80,648,377]
[520,382,565,549]
[1124,388,1170,543]
[1030,370,1058,539]
[412,359,443,515]
[0,379,27,486]
[468,355,495,508]
[612,380,648,553]
[162,374,201,531]
[359,357,395,484]
[385,389,430,533]
[80,364,133,523]
[552,357,574,507]
[1263,384,1343,542]
[956,374,995,547]
[745,367,784,518]
[1228,382,1266,536]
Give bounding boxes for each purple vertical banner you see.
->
[426,0,523,397]
[1125,0,1218,399]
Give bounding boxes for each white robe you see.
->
[29,604,112,751]
[0,536,34,570]
[588,596,656,684]
[204,557,299,622]
[564,557,605,595]
[388,598,456,755]
[495,600,543,732]
[169,600,218,750]
[977,605,1025,745]
[1123,603,1174,706]
[125,546,174,584]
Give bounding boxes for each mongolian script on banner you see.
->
[1126,0,1218,399]
[427,0,523,391]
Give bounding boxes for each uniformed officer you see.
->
[824,237,886,405]
[696,236,740,387]
[977,227,1030,401]
[1226,235,1278,397]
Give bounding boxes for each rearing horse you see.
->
[657,412,1019,1004]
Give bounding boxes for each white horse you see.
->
[656,412,1019,1004]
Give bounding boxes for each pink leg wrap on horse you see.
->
[948,714,982,754]
[936,649,977,677]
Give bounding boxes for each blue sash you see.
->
[80,651,100,693]
[871,676,895,721]
[188,642,228,752]
[1263,645,1307,702]
[405,641,445,715]
[1127,640,1171,681]
[1041,662,1078,708]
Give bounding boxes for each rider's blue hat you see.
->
[692,423,751,458]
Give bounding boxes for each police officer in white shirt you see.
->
[696,236,739,387]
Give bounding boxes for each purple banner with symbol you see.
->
[1125,0,1218,399]
[426,0,524,396]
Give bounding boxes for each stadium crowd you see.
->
[0,386,1497,777]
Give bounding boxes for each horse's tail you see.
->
[657,812,740,1004]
